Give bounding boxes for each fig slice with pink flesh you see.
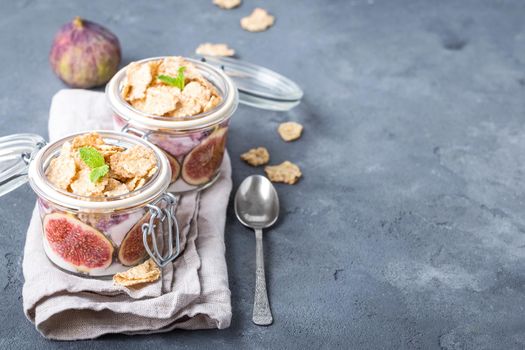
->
[118,212,152,266]
[162,150,181,182]
[181,127,228,186]
[43,212,114,272]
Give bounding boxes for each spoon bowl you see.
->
[235,175,279,229]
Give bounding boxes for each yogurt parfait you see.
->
[107,56,238,192]
[23,131,178,277]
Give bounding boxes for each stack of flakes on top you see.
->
[45,132,158,197]
[121,57,222,118]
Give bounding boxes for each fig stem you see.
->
[73,16,83,29]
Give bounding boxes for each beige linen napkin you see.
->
[22,90,232,340]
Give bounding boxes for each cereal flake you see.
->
[45,143,77,190]
[195,43,235,57]
[278,122,303,142]
[241,147,270,166]
[213,0,241,9]
[240,8,275,32]
[203,95,221,113]
[113,259,161,287]
[71,132,104,149]
[70,168,108,196]
[182,81,212,101]
[103,178,129,197]
[265,161,302,184]
[123,62,155,100]
[157,57,191,79]
[125,176,147,192]
[142,85,181,116]
[96,144,126,162]
[109,145,157,179]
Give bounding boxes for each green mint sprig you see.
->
[88,164,109,183]
[157,66,186,90]
[79,146,109,183]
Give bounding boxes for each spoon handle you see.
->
[252,228,273,325]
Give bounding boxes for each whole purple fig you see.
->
[49,17,121,88]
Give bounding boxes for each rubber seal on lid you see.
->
[200,56,303,111]
[0,133,46,197]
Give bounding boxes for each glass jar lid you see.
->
[201,56,303,111]
[0,133,46,197]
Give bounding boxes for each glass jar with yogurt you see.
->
[0,131,180,277]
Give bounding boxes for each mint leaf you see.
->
[89,165,109,183]
[157,74,178,86]
[79,147,105,169]
[175,66,186,90]
[157,66,186,90]
[79,147,109,183]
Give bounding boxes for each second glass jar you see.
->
[106,57,239,193]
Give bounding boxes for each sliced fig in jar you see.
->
[43,213,114,272]
[162,150,181,182]
[181,127,228,185]
[118,212,152,266]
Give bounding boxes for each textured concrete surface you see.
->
[1,0,525,348]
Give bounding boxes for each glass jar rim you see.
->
[105,56,239,131]
[27,131,171,211]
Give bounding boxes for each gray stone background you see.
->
[1,0,525,349]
